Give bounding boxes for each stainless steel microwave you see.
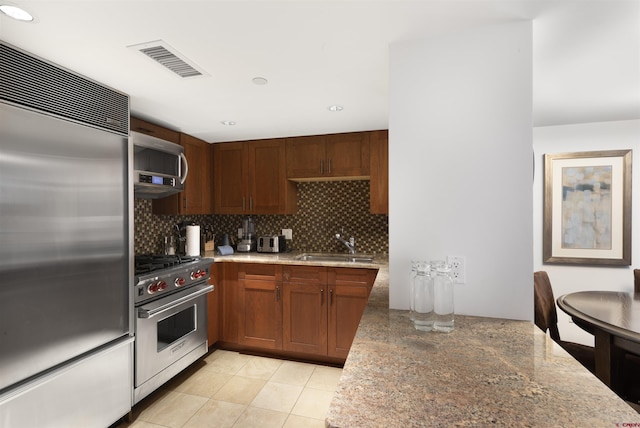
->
[132,131,188,199]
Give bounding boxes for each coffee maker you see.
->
[237,217,256,252]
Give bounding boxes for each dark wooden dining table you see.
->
[557,291,640,391]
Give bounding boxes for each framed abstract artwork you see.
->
[543,150,632,265]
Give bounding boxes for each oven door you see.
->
[135,283,213,387]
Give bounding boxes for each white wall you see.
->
[389,21,533,320]
[533,119,640,346]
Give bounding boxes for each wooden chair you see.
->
[634,269,640,293]
[533,271,596,374]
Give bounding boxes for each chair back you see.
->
[533,271,561,341]
[634,269,640,293]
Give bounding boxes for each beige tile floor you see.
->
[118,350,343,428]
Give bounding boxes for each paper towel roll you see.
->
[186,225,201,256]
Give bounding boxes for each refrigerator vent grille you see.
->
[130,40,206,78]
[0,42,129,135]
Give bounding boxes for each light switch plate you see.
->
[282,229,293,240]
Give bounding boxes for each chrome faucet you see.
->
[335,233,355,254]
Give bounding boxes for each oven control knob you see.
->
[158,281,167,291]
[191,269,206,280]
[175,277,186,287]
[148,283,159,294]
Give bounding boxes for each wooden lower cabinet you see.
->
[283,265,375,359]
[215,262,376,362]
[283,282,328,355]
[238,263,283,350]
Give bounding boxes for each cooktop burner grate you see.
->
[134,254,201,275]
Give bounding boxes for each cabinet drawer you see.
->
[283,265,327,284]
[239,263,282,281]
[329,267,377,288]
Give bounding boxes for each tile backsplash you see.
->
[134,180,388,255]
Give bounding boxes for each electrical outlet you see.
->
[282,228,293,240]
[447,255,465,284]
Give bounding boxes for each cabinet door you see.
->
[282,265,328,355]
[282,282,327,355]
[327,268,376,359]
[213,142,248,214]
[369,130,388,214]
[180,133,212,214]
[326,132,370,178]
[248,139,297,214]
[285,135,327,179]
[238,263,283,350]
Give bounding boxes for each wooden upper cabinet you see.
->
[213,142,247,214]
[214,139,296,214]
[153,132,213,215]
[286,132,370,180]
[326,132,370,178]
[369,130,389,214]
[131,116,180,144]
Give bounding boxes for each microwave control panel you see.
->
[139,174,175,186]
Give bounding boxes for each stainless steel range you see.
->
[133,255,214,404]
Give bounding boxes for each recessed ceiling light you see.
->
[252,77,268,85]
[0,4,34,22]
[221,121,236,126]
[328,105,344,112]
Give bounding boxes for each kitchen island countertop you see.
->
[205,252,640,425]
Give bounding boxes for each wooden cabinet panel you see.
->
[207,263,220,346]
[326,132,370,178]
[327,268,375,358]
[239,278,282,350]
[213,142,247,214]
[130,117,180,144]
[286,132,370,180]
[369,130,388,214]
[179,133,212,214]
[249,139,297,214]
[220,263,240,343]
[285,135,327,178]
[282,282,327,355]
[237,263,283,349]
[214,140,296,214]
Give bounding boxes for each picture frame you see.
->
[543,149,632,266]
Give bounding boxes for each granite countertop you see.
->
[325,263,640,427]
[205,252,640,425]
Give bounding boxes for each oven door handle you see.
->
[138,285,213,319]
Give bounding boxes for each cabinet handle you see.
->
[320,160,324,175]
[276,286,280,302]
[330,288,333,305]
[328,158,331,174]
[249,196,253,211]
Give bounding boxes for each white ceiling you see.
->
[1,1,639,143]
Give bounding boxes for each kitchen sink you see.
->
[294,253,375,263]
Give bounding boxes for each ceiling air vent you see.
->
[129,40,207,78]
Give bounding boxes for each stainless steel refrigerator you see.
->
[0,42,133,427]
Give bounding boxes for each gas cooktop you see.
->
[134,254,202,276]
